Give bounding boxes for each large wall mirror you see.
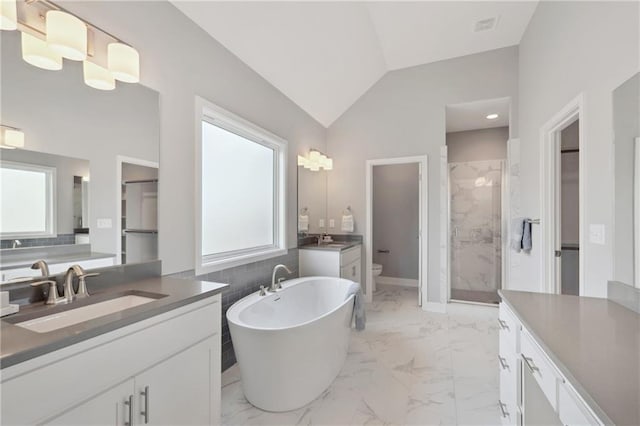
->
[0,30,159,272]
[612,72,640,288]
[297,159,328,238]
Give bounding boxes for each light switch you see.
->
[97,218,113,229]
[329,219,335,228]
[589,224,605,245]
[319,219,325,228]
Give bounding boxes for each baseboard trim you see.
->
[376,276,418,288]
[423,302,447,313]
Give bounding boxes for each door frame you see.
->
[540,94,585,295]
[116,155,159,265]
[365,155,428,306]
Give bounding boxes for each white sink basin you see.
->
[16,295,156,333]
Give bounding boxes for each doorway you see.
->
[365,156,428,306]
[445,98,510,305]
[559,120,580,295]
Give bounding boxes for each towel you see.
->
[346,281,366,331]
[341,214,354,232]
[511,218,525,252]
[522,219,532,252]
[298,214,309,232]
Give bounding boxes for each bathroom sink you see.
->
[15,295,158,333]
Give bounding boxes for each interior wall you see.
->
[372,163,419,280]
[446,127,509,163]
[517,0,639,297]
[326,46,518,304]
[60,1,327,275]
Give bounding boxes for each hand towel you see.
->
[341,214,354,232]
[522,219,532,252]
[298,214,309,232]
[511,218,525,252]
[345,281,366,330]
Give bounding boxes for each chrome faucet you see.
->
[270,264,292,292]
[12,240,21,249]
[64,265,100,301]
[31,260,50,278]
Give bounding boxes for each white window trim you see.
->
[1,160,57,239]
[195,96,287,275]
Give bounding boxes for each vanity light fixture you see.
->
[46,10,87,61]
[83,60,115,91]
[21,32,63,71]
[0,125,25,149]
[298,149,333,171]
[0,0,17,30]
[486,113,499,120]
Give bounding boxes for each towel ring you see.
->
[343,206,352,215]
[300,207,308,215]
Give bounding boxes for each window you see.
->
[196,97,287,274]
[0,161,56,238]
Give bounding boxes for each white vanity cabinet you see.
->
[1,294,221,425]
[498,302,603,426]
[299,245,362,284]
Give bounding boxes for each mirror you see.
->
[0,30,159,265]
[297,166,328,237]
[612,72,639,288]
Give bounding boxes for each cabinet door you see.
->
[44,379,134,426]
[340,259,361,284]
[135,337,218,425]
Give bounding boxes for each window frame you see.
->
[0,160,57,239]
[195,96,287,275]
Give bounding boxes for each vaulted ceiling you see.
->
[172,1,538,127]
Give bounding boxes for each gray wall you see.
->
[326,46,518,303]
[1,150,89,236]
[446,127,508,163]
[613,73,639,286]
[60,1,327,275]
[517,1,639,297]
[372,163,419,280]
[1,30,159,256]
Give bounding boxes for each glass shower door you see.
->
[449,160,504,304]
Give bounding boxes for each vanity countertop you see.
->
[0,276,227,369]
[499,290,640,426]
[0,251,116,271]
[298,241,361,252]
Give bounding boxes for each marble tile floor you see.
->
[221,285,500,426]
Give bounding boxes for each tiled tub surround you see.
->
[449,160,504,303]
[170,249,299,371]
[1,234,77,249]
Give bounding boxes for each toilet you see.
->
[372,263,383,292]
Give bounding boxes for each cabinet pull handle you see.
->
[498,400,509,418]
[124,394,134,426]
[498,356,509,371]
[523,355,540,374]
[498,319,510,330]
[140,385,150,424]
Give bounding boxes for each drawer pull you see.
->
[140,385,150,424]
[498,356,510,371]
[523,355,540,374]
[498,319,510,330]
[124,394,134,426]
[498,400,509,418]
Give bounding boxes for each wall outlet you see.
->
[329,219,335,228]
[97,218,113,229]
[589,224,605,245]
[319,219,325,228]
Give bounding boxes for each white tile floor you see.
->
[221,285,500,425]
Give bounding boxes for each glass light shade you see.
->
[1,128,25,148]
[108,43,140,83]
[0,0,17,30]
[309,150,321,162]
[323,158,333,170]
[46,10,87,61]
[297,155,308,167]
[83,61,115,91]
[21,32,63,71]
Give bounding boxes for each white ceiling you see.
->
[446,97,510,133]
[172,1,538,127]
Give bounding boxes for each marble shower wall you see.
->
[450,160,503,293]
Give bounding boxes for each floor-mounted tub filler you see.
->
[227,276,357,412]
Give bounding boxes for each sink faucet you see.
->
[64,265,100,301]
[31,260,50,278]
[270,264,292,292]
[12,240,21,249]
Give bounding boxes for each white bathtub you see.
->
[226,276,356,412]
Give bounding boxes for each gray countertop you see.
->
[0,276,227,369]
[298,242,361,252]
[499,290,640,426]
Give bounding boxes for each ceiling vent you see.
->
[474,16,499,33]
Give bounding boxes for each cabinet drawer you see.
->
[558,382,601,426]
[340,245,361,266]
[520,329,561,410]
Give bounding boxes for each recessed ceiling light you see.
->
[486,113,499,120]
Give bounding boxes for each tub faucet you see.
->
[270,264,292,292]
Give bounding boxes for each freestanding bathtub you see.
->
[226,276,356,412]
